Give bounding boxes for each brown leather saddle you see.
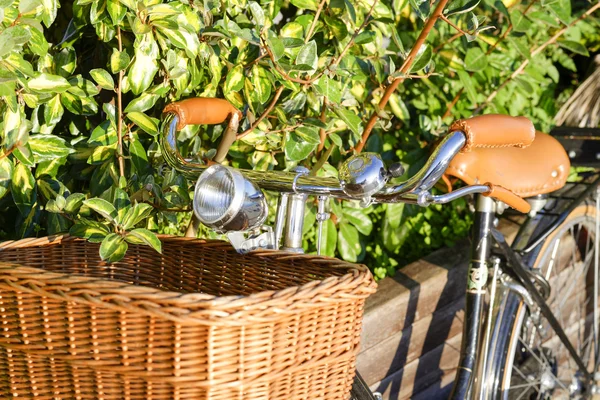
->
[445,115,571,211]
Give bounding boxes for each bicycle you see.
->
[161,97,600,399]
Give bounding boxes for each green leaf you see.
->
[542,0,571,24]
[558,40,589,57]
[69,219,110,243]
[445,0,480,16]
[285,131,318,161]
[125,228,162,253]
[319,219,337,257]
[508,36,531,60]
[529,10,560,27]
[337,222,360,262]
[0,26,31,59]
[386,202,404,229]
[99,233,128,263]
[129,136,149,174]
[128,47,158,95]
[124,93,159,113]
[27,73,71,93]
[354,31,376,45]
[106,0,126,25]
[334,107,362,136]
[343,207,373,235]
[289,0,318,11]
[11,162,36,216]
[64,193,86,213]
[13,143,35,166]
[410,44,432,72]
[457,70,477,104]
[121,202,153,230]
[19,0,41,13]
[509,9,532,32]
[83,198,118,223]
[295,40,318,72]
[464,47,488,72]
[224,64,244,94]
[409,0,430,20]
[90,68,115,90]
[295,126,321,144]
[323,15,348,40]
[44,94,64,126]
[315,76,342,104]
[250,65,271,104]
[0,157,13,201]
[28,134,72,162]
[266,33,285,61]
[248,1,265,26]
[110,49,130,73]
[127,112,159,136]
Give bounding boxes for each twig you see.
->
[317,98,328,153]
[440,15,473,36]
[356,0,450,152]
[0,146,15,161]
[306,0,328,43]
[477,1,600,112]
[310,144,336,176]
[237,86,285,140]
[263,42,324,84]
[433,32,463,53]
[328,0,379,70]
[116,27,125,178]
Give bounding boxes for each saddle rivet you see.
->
[551,170,558,178]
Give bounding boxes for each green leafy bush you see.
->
[0,0,598,273]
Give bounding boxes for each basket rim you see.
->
[0,235,376,325]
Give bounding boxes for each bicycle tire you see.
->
[486,204,599,399]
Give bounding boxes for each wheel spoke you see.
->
[502,215,599,400]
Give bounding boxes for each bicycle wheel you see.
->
[487,204,599,399]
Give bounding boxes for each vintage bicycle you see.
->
[161,97,600,399]
[0,97,596,400]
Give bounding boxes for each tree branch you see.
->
[306,0,328,43]
[317,98,328,153]
[237,86,285,140]
[116,26,125,178]
[477,1,600,112]
[355,0,450,152]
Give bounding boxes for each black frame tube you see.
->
[491,228,593,383]
[450,195,494,399]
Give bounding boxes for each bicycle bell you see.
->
[339,153,388,199]
[193,164,268,232]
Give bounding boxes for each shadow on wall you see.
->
[358,242,469,400]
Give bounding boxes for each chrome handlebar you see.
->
[160,113,490,205]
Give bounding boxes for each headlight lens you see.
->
[193,165,267,232]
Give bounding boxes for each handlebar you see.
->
[160,98,534,213]
[161,112,476,204]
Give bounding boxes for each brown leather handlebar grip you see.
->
[163,98,242,130]
[449,114,535,153]
[483,183,531,214]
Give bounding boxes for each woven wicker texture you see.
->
[0,235,375,400]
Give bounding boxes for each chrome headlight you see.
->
[193,165,268,232]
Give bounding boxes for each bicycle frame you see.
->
[453,174,600,399]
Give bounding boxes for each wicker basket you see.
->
[0,235,375,400]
